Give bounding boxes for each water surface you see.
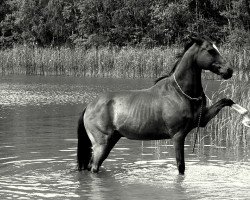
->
[0,75,249,200]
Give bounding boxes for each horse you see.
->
[77,36,235,175]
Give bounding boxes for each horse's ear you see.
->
[189,36,203,45]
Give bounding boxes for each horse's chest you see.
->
[161,100,195,132]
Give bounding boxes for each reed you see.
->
[196,77,250,149]
[1,45,248,79]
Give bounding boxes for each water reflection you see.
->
[0,75,249,199]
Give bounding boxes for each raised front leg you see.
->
[173,133,185,175]
[200,98,234,127]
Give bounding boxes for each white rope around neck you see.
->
[173,73,202,101]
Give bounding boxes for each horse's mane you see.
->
[154,40,195,84]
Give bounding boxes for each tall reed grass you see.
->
[0,45,176,78]
[195,77,250,150]
[0,45,249,80]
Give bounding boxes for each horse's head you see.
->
[191,37,233,79]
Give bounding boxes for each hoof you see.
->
[87,164,92,171]
[91,167,99,173]
[178,164,185,175]
[179,171,185,175]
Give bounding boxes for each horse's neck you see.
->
[172,51,203,98]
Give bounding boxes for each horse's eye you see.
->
[208,49,217,56]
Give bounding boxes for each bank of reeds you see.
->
[0,45,176,78]
[0,45,249,80]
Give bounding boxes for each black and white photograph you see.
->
[0,0,250,199]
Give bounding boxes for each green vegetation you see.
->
[0,0,249,48]
[1,0,249,79]
[0,45,177,77]
[0,45,249,80]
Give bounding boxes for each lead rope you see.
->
[192,99,203,153]
[173,73,203,152]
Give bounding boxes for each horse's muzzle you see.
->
[220,68,233,79]
[212,63,233,79]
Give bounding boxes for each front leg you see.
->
[200,98,234,127]
[173,132,185,175]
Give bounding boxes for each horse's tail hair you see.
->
[77,108,92,171]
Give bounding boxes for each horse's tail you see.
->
[77,108,92,171]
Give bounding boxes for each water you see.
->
[0,75,249,200]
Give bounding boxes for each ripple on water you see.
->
[112,160,250,199]
[0,168,80,199]
[0,83,98,106]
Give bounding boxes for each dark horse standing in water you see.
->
[77,37,234,175]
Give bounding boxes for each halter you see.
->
[173,73,203,152]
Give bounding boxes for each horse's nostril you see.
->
[228,68,233,74]
[227,68,233,77]
[222,68,233,79]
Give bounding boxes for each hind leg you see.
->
[87,155,93,171]
[90,133,121,173]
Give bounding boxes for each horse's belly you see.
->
[120,130,171,140]
[116,119,171,140]
[112,96,173,140]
